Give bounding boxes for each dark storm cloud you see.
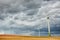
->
[24,3,40,9]
[43,0,50,1]
[26,9,38,16]
[0,15,5,20]
[43,0,60,1]
[0,13,8,20]
[0,0,41,15]
[7,8,20,13]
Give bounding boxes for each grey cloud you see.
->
[43,0,50,1]
[43,0,60,1]
[24,3,40,9]
[25,9,38,16]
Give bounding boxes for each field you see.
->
[0,35,60,40]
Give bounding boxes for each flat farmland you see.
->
[0,35,60,40]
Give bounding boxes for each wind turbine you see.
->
[37,6,51,36]
[46,16,51,36]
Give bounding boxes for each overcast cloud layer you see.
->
[0,0,60,36]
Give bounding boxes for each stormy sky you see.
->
[0,0,60,36]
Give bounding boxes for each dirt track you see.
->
[0,35,60,40]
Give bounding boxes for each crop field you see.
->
[0,35,60,40]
